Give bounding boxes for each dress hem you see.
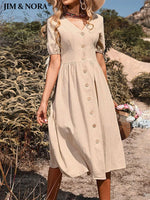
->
[49,161,126,180]
[92,165,126,180]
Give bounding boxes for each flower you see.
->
[136,116,143,123]
[116,102,150,128]
[128,104,134,112]
[124,104,129,109]
[116,104,124,110]
[126,116,135,122]
[134,114,139,119]
[116,101,142,123]
[135,105,141,116]
[130,101,135,106]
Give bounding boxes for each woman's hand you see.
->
[36,102,48,126]
[113,100,118,108]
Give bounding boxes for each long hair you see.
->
[41,0,103,50]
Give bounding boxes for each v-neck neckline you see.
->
[62,16,88,32]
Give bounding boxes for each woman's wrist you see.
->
[113,100,118,108]
[41,99,48,106]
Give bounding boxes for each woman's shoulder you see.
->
[93,13,104,27]
[47,15,52,22]
[47,15,57,27]
[95,13,104,21]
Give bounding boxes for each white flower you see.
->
[116,105,124,110]
[129,101,135,106]
[135,116,143,123]
[128,104,134,112]
[126,116,135,122]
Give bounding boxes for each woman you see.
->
[37,0,126,199]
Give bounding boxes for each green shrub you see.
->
[106,58,132,104]
[0,21,42,47]
[130,72,150,102]
[100,8,149,62]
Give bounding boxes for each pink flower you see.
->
[128,105,134,112]
[124,104,129,109]
[134,114,139,119]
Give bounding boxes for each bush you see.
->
[112,24,144,46]
[0,22,50,161]
[106,58,132,104]
[130,72,150,102]
[0,21,42,47]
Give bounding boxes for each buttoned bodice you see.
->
[46,13,105,65]
[58,16,102,64]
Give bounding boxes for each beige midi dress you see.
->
[47,13,126,180]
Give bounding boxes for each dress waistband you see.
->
[61,57,98,65]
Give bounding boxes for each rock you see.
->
[126,0,150,35]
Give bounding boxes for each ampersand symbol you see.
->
[18,3,23,9]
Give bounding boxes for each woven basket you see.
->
[115,109,133,140]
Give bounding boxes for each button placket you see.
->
[85,86,97,130]
[80,32,98,141]
[80,32,86,61]
[95,139,99,144]
[87,96,91,101]
[82,51,86,60]
[83,69,87,73]
[92,123,96,128]
[90,110,94,115]
[85,85,99,144]
[83,75,97,130]
[80,32,84,36]
[85,83,89,87]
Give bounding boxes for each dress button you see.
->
[80,32,84,36]
[87,97,91,101]
[90,110,93,115]
[81,44,85,48]
[83,69,87,73]
[85,83,89,87]
[96,139,99,144]
[92,123,96,128]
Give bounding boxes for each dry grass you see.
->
[0,150,47,200]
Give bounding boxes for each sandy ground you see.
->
[106,48,150,82]
[142,38,150,42]
[2,112,149,200]
[36,128,150,200]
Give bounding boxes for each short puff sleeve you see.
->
[47,17,61,55]
[95,15,105,54]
